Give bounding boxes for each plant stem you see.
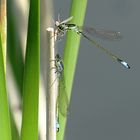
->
[46,28,58,140]
[0,0,7,72]
[0,1,12,140]
[57,0,88,140]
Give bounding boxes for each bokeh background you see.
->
[52,0,140,140]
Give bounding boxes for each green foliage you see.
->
[57,0,88,140]
[7,0,24,94]
[0,34,11,140]
[2,0,87,139]
[20,0,40,140]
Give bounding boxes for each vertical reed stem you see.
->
[46,28,58,140]
[0,0,7,71]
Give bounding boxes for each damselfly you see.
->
[50,54,69,132]
[55,16,130,69]
[54,54,68,117]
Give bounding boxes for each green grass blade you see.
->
[10,113,20,140]
[0,0,7,71]
[21,0,40,139]
[0,35,12,140]
[7,0,24,94]
[57,0,88,140]
[7,1,24,139]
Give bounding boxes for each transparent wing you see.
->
[78,26,122,40]
[60,16,73,24]
[58,73,69,117]
[55,32,66,42]
[79,31,130,69]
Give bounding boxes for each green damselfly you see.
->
[55,16,130,69]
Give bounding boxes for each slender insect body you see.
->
[55,16,130,69]
[50,54,68,132]
[54,54,63,133]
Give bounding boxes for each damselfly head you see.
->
[55,53,61,60]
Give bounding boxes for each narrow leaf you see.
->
[21,0,40,139]
[0,34,11,140]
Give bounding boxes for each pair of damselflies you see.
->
[53,15,131,132]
